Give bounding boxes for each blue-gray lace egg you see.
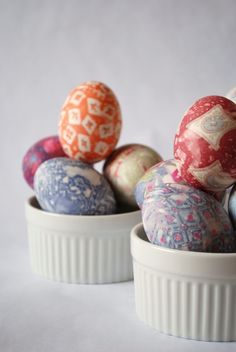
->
[34,157,116,215]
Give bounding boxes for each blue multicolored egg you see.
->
[226,86,236,103]
[34,157,116,215]
[135,159,224,209]
[142,183,235,252]
[22,135,66,188]
[135,159,184,208]
[229,185,236,228]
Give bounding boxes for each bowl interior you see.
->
[28,196,140,217]
[26,196,142,233]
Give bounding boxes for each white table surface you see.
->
[2,0,236,350]
[1,221,236,352]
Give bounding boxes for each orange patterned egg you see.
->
[59,81,122,163]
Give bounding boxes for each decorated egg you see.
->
[59,81,122,163]
[229,185,236,228]
[142,183,235,252]
[22,135,66,188]
[135,158,224,209]
[34,157,116,215]
[135,159,184,208]
[174,96,236,192]
[103,144,162,208]
[226,87,236,103]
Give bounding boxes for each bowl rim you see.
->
[25,196,142,232]
[131,223,236,278]
[132,223,236,258]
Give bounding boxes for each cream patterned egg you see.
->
[34,157,116,215]
[142,183,235,252]
[103,144,162,209]
[59,81,122,163]
[174,96,236,192]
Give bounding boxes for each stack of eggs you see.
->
[135,95,236,252]
[22,81,162,215]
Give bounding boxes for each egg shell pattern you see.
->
[142,183,235,252]
[34,157,116,215]
[22,135,66,188]
[103,144,162,208]
[135,159,184,208]
[59,81,122,163]
[229,185,236,229]
[174,96,236,192]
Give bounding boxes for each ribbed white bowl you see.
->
[25,197,141,284]
[131,223,236,342]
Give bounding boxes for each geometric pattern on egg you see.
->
[142,183,235,252]
[34,157,116,215]
[59,81,122,164]
[174,96,236,192]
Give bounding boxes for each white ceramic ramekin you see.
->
[25,197,141,284]
[131,223,236,342]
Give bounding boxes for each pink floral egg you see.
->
[142,183,235,252]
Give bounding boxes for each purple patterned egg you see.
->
[22,135,66,188]
[142,183,235,252]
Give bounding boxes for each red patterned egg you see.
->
[59,81,122,163]
[174,96,236,192]
[22,135,66,188]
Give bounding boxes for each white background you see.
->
[1,0,236,350]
